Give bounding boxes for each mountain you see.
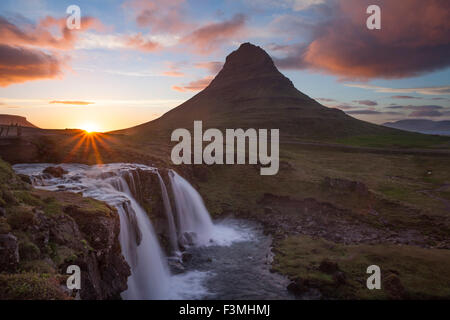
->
[384,119,450,136]
[0,114,37,128]
[116,43,395,141]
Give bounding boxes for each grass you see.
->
[0,273,69,300]
[335,133,450,149]
[197,144,450,219]
[273,235,450,299]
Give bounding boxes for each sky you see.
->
[0,0,449,132]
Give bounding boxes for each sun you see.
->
[80,123,100,133]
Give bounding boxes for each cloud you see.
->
[124,33,160,52]
[244,0,326,11]
[181,14,247,54]
[172,76,214,92]
[194,61,224,74]
[352,100,378,106]
[0,15,104,50]
[162,61,187,77]
[273,0,450,80]
[49,101,94,105]
[346,110,381,115]
[0,44,64,87]
[391,95,422,100]
[386,104,448,118]
[409,110,443,117]
[0,14,103,86]
[345,84,450,96]
[290,0,327,11]
[163,71,185,77]
[389,104,444,110]
[316,97,336,102]
[387,105,404,109]
[346,109,402,116]
[123,0,189,34]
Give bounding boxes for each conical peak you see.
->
[223,42,275,70]
[206,42,291,92]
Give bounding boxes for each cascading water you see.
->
[156,171,179,254]
[169,170,214,246]
[13,164,171,299]
[13,163,256,300]
[113,173,170,299]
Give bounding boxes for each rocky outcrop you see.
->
[30,190,131,300]
[0,159,130,300]
[0,233,19,272]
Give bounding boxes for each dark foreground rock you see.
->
[43,166,68,178]
[0,233,19,272]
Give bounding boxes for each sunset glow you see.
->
[0,0,448,130]
[80,123,101,133]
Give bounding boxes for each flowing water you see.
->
[13,163,292,300]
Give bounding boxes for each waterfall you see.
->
[156,171,179,254]
[12,163,239,299]
[168,170,214,246]
[113,174,170,300]
[13,163,172,299]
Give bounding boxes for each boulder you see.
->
[319,259,340,274]
[43,166,68,178]
[0,233,19,272]
[323,177,369,196]
[383,274,408,299]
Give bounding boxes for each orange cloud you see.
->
[0,15,104,50]
[0,14,104,86]
[274,0,450,80]
[194,61,223,74]
[163,71,185,77]
[172,76,214,92]
[49,101,94,105]
[0,44,64,87]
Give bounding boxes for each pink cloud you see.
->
[0,44,64,87]
[172,76,214,92]
[274,0,450,80]
[194,61,223,74]
[125,33,160,52]
[0,15,104,50]
[123,0,189,34]
[181,14,247,54]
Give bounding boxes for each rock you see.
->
[43,166,68,178]
[182,252,192,263]
[17,173,32,184]
[318,259,339,274]
[0,233,19,272]
[323,177,369,196]
[383,274,407,299]
[333,271,347,285]
[180,231,197,246]
[264,206,273,214]
[168,259,185,274]
[287,278,307,295]
[63,202,131,300]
